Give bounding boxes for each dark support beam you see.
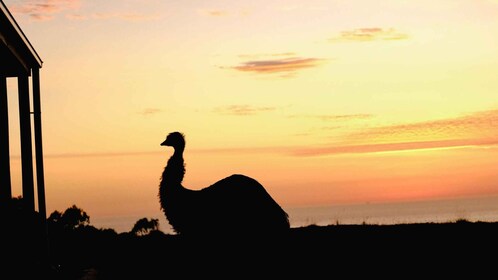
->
[18,74,34,211]
[0,76,12,203]
[32,68,46,219]
[32,67,49,258]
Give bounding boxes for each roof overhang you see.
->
[0,0,43,77]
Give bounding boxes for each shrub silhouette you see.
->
[48,204,89,230]
[131,217,159,236]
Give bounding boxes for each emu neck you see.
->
[161,147,186,188]
[173,147,184,157]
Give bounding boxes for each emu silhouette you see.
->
[158,132,290,236]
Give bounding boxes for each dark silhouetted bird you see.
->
[158,132,290,237]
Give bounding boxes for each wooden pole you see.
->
[32,68,46,220]
[17,74,34,211]
[0,76,12,203]
[32,67,50,261]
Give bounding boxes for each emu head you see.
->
[161,131,186,150]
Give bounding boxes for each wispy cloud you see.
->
[10,0,81,21]
[213,105,276,116]
[289,113,374,121]
[317,114,373,121]
[292,138,498,157]
[279,4,328,12]
[226,55,325,77]
[330,28,409,42]
[292,109,498,156]
[287,114,373,132]
[11,151,162,159]
[9,0,160,22]
[65,13,85,20]
[137,108,162,117]
[238,52,297,59]
[348,110,498,142]
[87,12,160,21]
[198,8,250,17]
[199,9,229,17]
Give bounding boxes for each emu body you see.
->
[158,132,290,236]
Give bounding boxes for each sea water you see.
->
[92,195,498,234]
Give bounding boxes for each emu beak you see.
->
[160,140,167,146]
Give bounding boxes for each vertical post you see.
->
[32,68,46,220]
[32,67,50,260]
[0,76,12,204]
[18,74,34,212]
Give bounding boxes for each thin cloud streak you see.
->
[348,109,498,142]
[198,8,251,17]
[90,12,161,21]
[316,114,373,121]
[288,113,373,121]
[11,151,163,160]
[291,138,498,157]
[294,109,498,156]
[10,0,80,21]
[238,52,297,59]
[330,27,409,42]
[137,108,162,116]
[66,12,160,21]
[200,9,229,17]
[227,56,325,76]
[213,105,276,116]
[15,147,286,159]
[9,0,160,22]
[19,138,498,159]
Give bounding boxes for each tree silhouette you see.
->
[47,210,62,223]
[131,218,159,236]
[48,205,89,230]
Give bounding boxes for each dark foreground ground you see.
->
[6,220,498,279]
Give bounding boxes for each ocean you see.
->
[92,195,498,234]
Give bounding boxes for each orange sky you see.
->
[3,0,498,230]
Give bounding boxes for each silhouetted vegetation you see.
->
[130,217,160,236]
[48,204,90,230]
[2,197,497,279]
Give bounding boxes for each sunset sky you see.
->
[4,0,498,231]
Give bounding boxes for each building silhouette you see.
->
[0,0,47,233]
